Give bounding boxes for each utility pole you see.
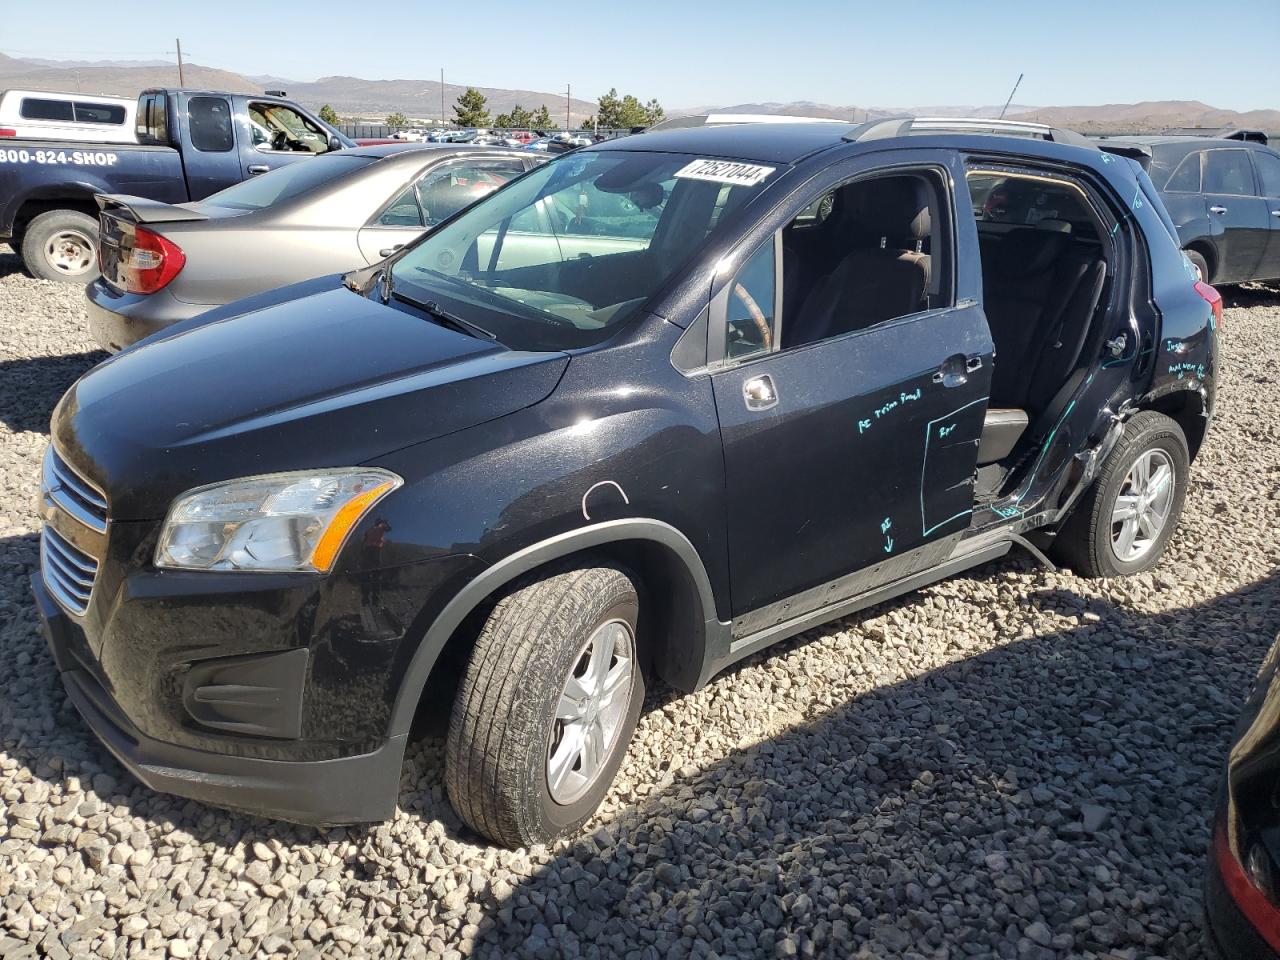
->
[440,68,445,126]
[175,38,185,86]
[998,72,1023,120]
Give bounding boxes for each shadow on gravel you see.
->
[2,547,1275,958]
[0,244,27,280]
[463,571,1279,959]
[1223,282,1280,310]
[0,350,106,433]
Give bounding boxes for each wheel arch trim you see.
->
[386,518,727,738]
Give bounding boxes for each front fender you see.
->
[384,518,728,738]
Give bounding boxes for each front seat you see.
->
[783,178,932,348]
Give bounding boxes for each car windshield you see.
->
[201,155,376,211]
[388,149,779,350]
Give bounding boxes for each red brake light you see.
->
[0,128,16,137]
[1194,279,1224,332]
[124,226,185,295]
[1214,817,1280,951]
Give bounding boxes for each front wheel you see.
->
[445,564,643,847]
[21,209,100,283]
[1053,410,1189,577]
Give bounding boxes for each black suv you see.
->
[33,117,1221,847]
[1099,133,1280,284]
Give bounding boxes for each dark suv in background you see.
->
[33,117,1220,848]
[1100,132,1280,284]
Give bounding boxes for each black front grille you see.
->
[41,525,99,616]
[43,447,108,532]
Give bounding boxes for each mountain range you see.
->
[1,54,1277,133]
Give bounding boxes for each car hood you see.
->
[53,286,569,520]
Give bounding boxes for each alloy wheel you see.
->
[1110,449,1175,562]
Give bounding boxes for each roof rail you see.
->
[646,113,834,132]
[843,116,1096,150]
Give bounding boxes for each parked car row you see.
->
[85,142,539,350]
[16,95,1280,958]
[1097,130,1280,285]
[0,87,354,281]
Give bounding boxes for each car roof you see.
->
[597,122,853,164]
[1103,135,1268,149]
[340,142,530,162]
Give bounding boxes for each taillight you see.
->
[0,128,15,137]
[1194,279,1224,331]
[1214,816,1280,951]
[124,226,185,295]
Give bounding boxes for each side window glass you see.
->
[725,241,776,361]
[251,103,329,154]
[416,160,524,226]
[1255,151,1280,198]
[73,102,126,125]
[378,185,423,227]
[1204,150,1257,196]
[187,97,234,152]
[1164,153,1201,193]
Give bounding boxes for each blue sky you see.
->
[3,0,1276,111]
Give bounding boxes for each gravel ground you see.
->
[2,243,1279,960]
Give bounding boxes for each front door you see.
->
[1252,148,1280,281]
[708,163,992,625]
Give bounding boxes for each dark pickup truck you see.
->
[0,88,353,281]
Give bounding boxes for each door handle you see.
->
[247,164,269,175]
[932,354,969,387]
[1209,205,1228,215]
[378,244,404,258]
[1272,210,1280,218]
[965,355,983,372]
[742,374,778,411]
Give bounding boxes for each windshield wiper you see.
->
[391,290,497,340]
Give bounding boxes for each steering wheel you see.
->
[731,282,772,351]
[270,130,290,152]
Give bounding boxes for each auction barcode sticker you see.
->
[674,159,775,187]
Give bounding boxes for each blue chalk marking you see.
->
[920,397,988,536]
[880,517,892,534]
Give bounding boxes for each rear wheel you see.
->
[21,210,99,283]
[1053,410,1189,577]
[1185,248,1210,284]
[445,564,643,847]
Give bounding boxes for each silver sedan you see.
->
[86,143,539,352]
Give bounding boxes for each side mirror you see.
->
[328,135,343,152]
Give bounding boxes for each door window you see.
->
[725,241,776,361]
[417,159,525,225]
[249,102,331,154]
[1203,150,1257,196]
[778,172,946,350]
[188,97,234,152]
[1255,150,1280,198]
[1164,153,1202,193]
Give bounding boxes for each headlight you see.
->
[155,469,401,573]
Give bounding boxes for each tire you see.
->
[21,210,99,283]
[445,564,644,847]
[1185,248,1210,284]
[1053,410,1189,578]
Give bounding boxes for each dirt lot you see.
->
[2,244,1279,959]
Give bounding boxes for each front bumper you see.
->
[85,281,212,353]
[33,572,404,825]
[1205,819,1280,960]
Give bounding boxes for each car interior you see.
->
[774,168,1112,500]
[968,170,1110,496]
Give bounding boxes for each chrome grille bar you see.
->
[42,447,108,532]
[42,526,99,616]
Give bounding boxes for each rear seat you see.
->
[976,222,1106,465]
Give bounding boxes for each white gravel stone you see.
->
[0,245,1276,958]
